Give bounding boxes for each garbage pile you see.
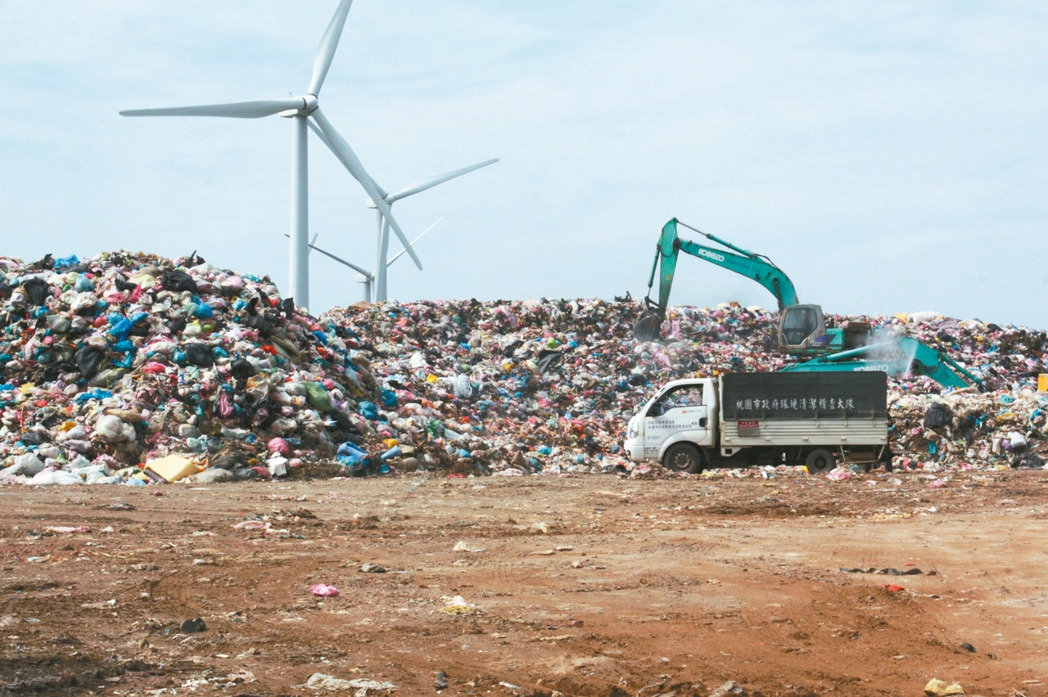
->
[0,253,378,485]
[1,250,1045,485]
[324,300,1047,475]
[890,389,1047,471]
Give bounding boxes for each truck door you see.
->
[642,383,712,458]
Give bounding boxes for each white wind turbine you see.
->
[307,123,498,301]
[367,159,499,302]
[293,218,443,303]
[119,0,420,310]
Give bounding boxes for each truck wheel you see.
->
[805,448,836,474]
[663,443,704,474]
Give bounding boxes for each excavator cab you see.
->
[777,304,828,353]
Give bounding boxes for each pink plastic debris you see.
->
[44,525,91,533]
[310,583,340,597]
[267,437,291,456]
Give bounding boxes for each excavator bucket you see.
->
[632,312,663,342]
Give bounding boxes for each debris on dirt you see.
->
[441,595,476,615]
[0,474,1045,694]
[43,525,90,534]
[709,680,748,697]
[179,617,207,633]
[453,540,486,553]
[924,677,965,696]
[309,583,340,597]
[302,673,395,692]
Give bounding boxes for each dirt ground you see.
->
[1,469,1047,697]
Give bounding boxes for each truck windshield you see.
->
[651,385,704,415]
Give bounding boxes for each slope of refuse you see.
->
[0,253,378,485]
[324,299,1047,476]
[1,251,1045,485]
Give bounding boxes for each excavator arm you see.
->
[634,219,799,340]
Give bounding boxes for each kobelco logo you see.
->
[698,249,725,263]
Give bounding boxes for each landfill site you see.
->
[0,247,1046,697]
[3,3,1048,697]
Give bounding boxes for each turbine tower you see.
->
[120,0,421,310]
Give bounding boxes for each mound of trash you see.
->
[323,299,1047,476]
[0,253,378,485]
[1,251,1045,485]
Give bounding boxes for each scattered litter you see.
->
[452,541,486,553]
[441,595,476,615]
[179,618,207,633]
[924,678,965,696]
[44,525,90,534]
[840,567,923,576]
[303,673,395,692]
[309,584,340,598]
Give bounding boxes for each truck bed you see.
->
[719,371,888,447]
[720,417,889,447]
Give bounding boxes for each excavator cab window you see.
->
[779,305,823,348]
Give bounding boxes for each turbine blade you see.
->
[308,0,354,96]
[310,108,422,270]
[120,98,304,119]
[307,119,389,201]
[283,233,372,277]
[388,217,442,267]
[390,158,499,202]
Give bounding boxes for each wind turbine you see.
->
[119,0,421,310]
[294,218,444,302]
[307,123,498,301]
[368,159,498,302]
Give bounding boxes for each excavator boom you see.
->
[637,219,799,340]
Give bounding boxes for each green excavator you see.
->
[633,218,981,389]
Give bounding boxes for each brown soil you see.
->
[1,470,1046,696]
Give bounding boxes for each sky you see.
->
[1,1,1046,328]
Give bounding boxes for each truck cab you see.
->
[624,378,717,470]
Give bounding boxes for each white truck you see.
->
[624,371,890,473]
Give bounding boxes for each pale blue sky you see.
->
[1,2,1046,328]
